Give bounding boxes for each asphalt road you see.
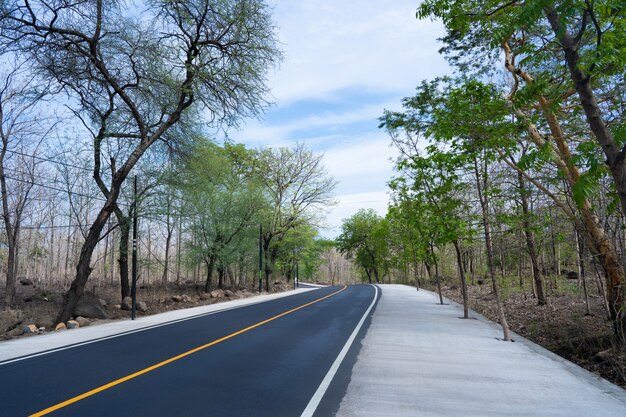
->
[0,284,377,417]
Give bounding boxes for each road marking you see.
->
[300,284,379,417]
[0,288,318,366]
[29,286,348,417]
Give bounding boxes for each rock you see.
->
[210,289,224,299]
[75,298,109,319]
[137,301,148,312]
[7,327,23,337]
[224,290,234,297]
[55,323,67,331]
[172,295,183,302]
[23,324,37,334]
[199,293,211,301]
[0,309,23,333]
[19,278,34,286]
[67,320,80,329]
[121,297,133,311]
[241,288,248,293]
[182,295,192,302]
[75,316,90,327]
[98,299,108,307]
[38,327,45,333]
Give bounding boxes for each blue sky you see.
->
[227,0,451,237]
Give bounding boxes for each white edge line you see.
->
[300,284,379,417]
[0,288,318,367]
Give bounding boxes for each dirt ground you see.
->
[0,279,293,341]
[438,280,626,389]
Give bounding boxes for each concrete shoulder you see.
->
[336,284,626,417]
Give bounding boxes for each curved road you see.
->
[0,284,378,417]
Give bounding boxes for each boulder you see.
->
[0,309,23,333]
[55,323,67,331]
[75,298,109,319]
[172,295,183,302]
[137,301,148,312]
[210,289,225,299]
[67,320,80,329]
[23,324,38,334]
[224,290,234,297]
[199,293,211,301]
[19,278,34,286]
[75,316,90,327]
[7,327,23,337]
[121,297,133,311]
[182,294,192,302]
[98,299,108,307]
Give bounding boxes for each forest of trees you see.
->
[0,1,351,325]
[337,1,626,349]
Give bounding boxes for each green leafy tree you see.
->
[336,209,390,284]
[180,141,265,292]
[253,143,336,291]
[418,0,626,342]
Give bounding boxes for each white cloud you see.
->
[226,1,451,238]
[323,133,396,180]
[268,0,449,104]
[321,190,391,238]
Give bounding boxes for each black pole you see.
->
[296,261,299,288]
[131,175,138,320]
[259,224,263,294]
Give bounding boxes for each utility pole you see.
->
[131,175,138,320]
[259,224,263,294]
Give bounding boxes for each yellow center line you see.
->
[30,286,348,417]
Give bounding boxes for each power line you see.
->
[4,148,94,172]
[2,173,131,207]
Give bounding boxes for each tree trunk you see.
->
[518,171,546,304]
[474,158,511,341]
[55,202,116,324]
[115,209,131,302]
[432,245,444,305]
[217,264,225,290]
[576,229,591,316]
[453,239,469,319]
[204,256,216,293]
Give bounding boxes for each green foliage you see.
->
[336,209,390,283]
[177,140,266,273]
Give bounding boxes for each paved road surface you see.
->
[0,285,377,417]
[335,284,626,417]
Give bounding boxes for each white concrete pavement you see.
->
[0,287,315,364]
[336,284,626,417]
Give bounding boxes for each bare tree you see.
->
[0,64,48,308]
